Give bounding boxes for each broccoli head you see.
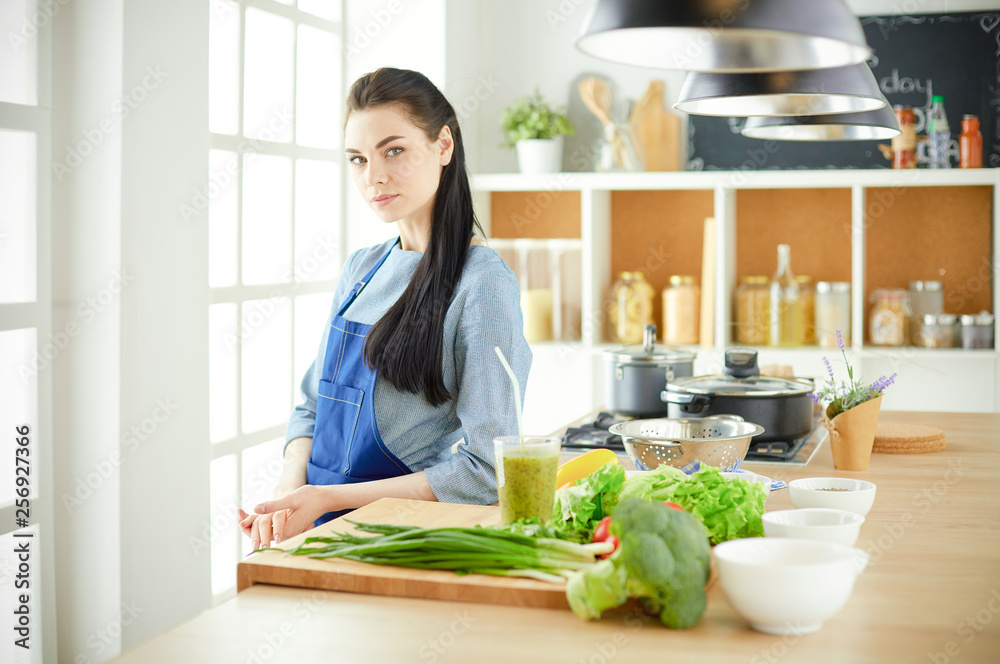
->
[564,498,711,629]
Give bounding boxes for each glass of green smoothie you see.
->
[493,436,561,525]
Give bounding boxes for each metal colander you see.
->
[609,415,765,472]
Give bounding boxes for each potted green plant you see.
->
[811,331,897,471]
[500,89,574,174]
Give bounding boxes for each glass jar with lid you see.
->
[918,313,958,348]
[735,276,769,345]
[796,275,815,345]
[869,289,910,346]
[662,275,700,345]
[908,281,943,347]
[960,311,995,349]
[607,271,655,344]
[815,282,851,348]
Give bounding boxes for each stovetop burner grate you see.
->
[562,412,825,466]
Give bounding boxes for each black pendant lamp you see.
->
[674,64,886,117]
[576,0,872,73]
[741,105,901,141]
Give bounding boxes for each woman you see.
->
[238,68,531,550]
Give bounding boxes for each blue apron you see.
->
[308,239,412,525]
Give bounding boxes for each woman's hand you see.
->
[238,483,309,550]
[241,484,330,549]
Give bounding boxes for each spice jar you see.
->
[735,276,769,345]
[908,281,943,347]
[815,282,851,348]
[869,289,910,346]
[892,105,917,169]
[662,275,700,345]
[919,313,958,348]
[796,275,815,345]
[960,311,995,349]
[607,271,655,344]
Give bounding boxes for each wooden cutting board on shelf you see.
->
[629,80,680,171]
[237,497,569,609]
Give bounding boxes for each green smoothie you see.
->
[497,446,560,525]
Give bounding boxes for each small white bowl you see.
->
[788,478,877,516]
[714,538,869,635]
[763,508,865,547]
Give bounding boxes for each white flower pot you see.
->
[515,137,564,174]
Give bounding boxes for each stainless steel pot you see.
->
[660,348,814,442]
[603,324,696,416]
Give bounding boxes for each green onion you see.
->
[264,521,614,582]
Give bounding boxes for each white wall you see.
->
[52,0,210,660]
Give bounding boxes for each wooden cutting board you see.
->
[237,497,569,609]
[629,80,681,171]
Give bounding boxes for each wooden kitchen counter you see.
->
[112,411,1000,664]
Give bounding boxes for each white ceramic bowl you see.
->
[714,538,869,635]
[763,508,865,547]
[788,478,877,515]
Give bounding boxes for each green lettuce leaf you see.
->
[620,465,765,545]
[551,462,627,542]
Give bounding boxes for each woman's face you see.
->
[345,105,453,228]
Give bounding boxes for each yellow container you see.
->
[608,271,654,344]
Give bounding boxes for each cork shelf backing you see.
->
[736,188,854,285]
[610,190,715,338]
[864,185,993,340]
[489,191,581,239]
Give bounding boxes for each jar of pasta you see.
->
[796,275,815,345]
[735,276,769,345]
[869,289,910,346]
[662,275,700,345]
[607,271,655,344]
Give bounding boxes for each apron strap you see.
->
[336,237,399,317]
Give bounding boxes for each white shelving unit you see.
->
[473,169,1000,430]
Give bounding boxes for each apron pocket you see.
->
[312,379,365,474]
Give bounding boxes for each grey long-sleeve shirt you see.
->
[284,237,532,504]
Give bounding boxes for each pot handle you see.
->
[660,390,712,414]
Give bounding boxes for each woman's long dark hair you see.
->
[347,68,483,407]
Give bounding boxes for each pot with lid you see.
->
[661,348,814,442]
[603,324,696,417]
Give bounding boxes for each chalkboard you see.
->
[687,11,1000,170]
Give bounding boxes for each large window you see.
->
[207,0,344,600]
[0,0,54,660]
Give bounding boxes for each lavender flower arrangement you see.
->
[810,330,897,419]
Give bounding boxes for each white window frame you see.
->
[208,0,347,604]
[0,7,57,661]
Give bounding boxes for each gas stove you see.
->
[561,412,826,467]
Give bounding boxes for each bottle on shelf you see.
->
[892,105,917,169]
[769,244,801,347]
[927,95,951,169]
[960,114,983,168]
[869,289,910,346]
[607,271,654,344]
